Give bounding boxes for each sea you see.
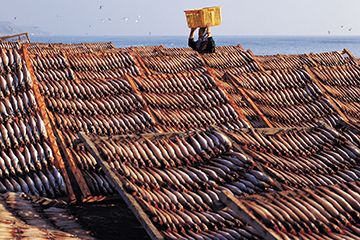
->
[31,35,360,57]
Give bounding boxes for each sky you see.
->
[1,0,360,36]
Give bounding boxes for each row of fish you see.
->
[137,68,213,93]
[313,65,360,86]
[228,126,360,189]
[255,54,316,70]
[0,46,68,199]
[135,69,250,131]
[0,90,40,121]
[142,54,205,74]
[88,129,278,239]
[28,42,114,55]
[0,48,24,73]
[230,68,343,127]
[230,181,360,240]
[40,78,133,100]
[310,51,352,66]
[31,53,69,72]
[201,49,259,71]
[0,192,92,239]
[67,51,138,72]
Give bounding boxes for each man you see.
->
[188,27,216,54]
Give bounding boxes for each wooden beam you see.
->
[22,44,76,202]
[207,67,252,128]
[304,66,349,123]
[79,133,164,240]
[227,73,273,128]
[219,190,280,240]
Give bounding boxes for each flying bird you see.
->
[328,30,331,35]
[99,5,104,10]
[349,28,352,31]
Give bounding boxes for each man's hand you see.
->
[189,28,197,39]
[207,27,212,37]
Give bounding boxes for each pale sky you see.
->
[2,0,360,36]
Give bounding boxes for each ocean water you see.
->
[31,35,360,57]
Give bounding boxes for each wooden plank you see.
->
[207,67,252,128]
[22,44,76,202]
[79,133,164,240]
[304,66,349,123]
[219,190,280,240]
[227,73,273,128]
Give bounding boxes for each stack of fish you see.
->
[0,192,92,239]
[256,54,316,70]
[0,47,67,197]
[67,50,141,80]
[30,48,156,198]
[134,67,250,131]
[227,126,360,190]
[229,68,342,127]
[225,181,360,239]
[312,65,360,124]
[88,129,279,239]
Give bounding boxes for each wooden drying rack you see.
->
[22,44,76,202]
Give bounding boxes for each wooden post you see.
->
[22,44,76,202]
[227,73,273,127]
[79,133,164,240]
[304,66,349,123]
[219,190,280,240]
[207,67,252,128]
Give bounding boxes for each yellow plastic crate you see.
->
[185,6,221,28]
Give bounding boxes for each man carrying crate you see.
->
[188,27,216,54]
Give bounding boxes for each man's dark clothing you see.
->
[188,37,215,54]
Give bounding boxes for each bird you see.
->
[13,17,17,20]
[349,28,352,31]
[341,25,344,28]
[99,5,104,10]
[328,30,331,35]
